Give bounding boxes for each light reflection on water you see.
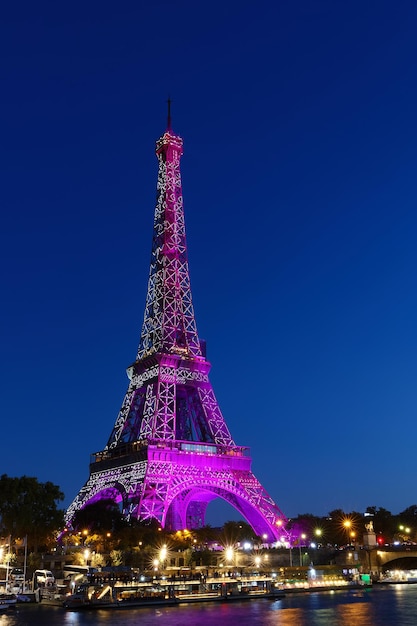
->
[3,586,417,626]
[335,601,374,626]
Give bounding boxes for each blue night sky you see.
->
[2,1,417,526]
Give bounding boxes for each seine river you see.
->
[3,585,417,625]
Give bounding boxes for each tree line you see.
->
[1,474,417,555]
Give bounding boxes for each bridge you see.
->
[369,547,417,571]
[345,547,417,573]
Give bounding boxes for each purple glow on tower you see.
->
[65,114,287,539]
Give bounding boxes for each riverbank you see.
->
[4,568,373,612]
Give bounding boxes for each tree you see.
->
[193,525,218,546]
[326,509,363,545]
[365,506,395,542]
[395,505,417,542]
[287,514,324,539]
[0,474,64,552]
[398,505,417,522]
[217,520,256,550]
[71,499,126,534]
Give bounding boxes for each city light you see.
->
[342,518,355,544]
[225,547,234,563]
[158,544,168,570]
[160,545,167,562]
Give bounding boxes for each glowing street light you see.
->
[225,546,234,564]
[159,545,168,571]
[343,519,354,545]
[299,534,306,566]
[398,525,411,543]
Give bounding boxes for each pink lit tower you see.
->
[66,105,287,539]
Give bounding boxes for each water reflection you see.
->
[267,590,374,626]
[263,603,373,626]
[273,607,308,625]
[335,601,374,626]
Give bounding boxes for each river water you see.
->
[3,585,417,625]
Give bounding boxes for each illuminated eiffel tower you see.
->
[66,106,286,539]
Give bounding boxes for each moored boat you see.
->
[63,575,285,610]
[0,593,17,606]
[63,583,116,609]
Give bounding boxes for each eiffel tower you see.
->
[66,106,287,540]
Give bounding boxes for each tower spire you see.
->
[137,111,201,360]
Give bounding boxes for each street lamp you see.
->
[225,546,234,565]
[224,546,236,572]
[159,545,167,572]
[299,534,306,566]
[399,525,411,542]
[343,520,352,545]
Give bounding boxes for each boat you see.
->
[0,593,17,613]
[63,583,116,609]
[0,593,17,606]
[378,569,417,585]
[63,575,285,610]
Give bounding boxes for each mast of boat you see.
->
[23,536,28,591]
[5,536,11,591]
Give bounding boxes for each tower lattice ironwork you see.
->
[66,111,287,539]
